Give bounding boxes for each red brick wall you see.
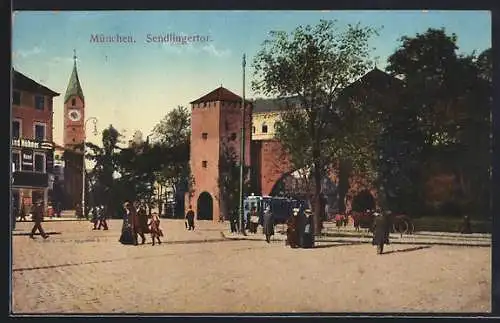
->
[258,139,293,196]
[189,101,222,221]
[188,100,253,222]
[63,96,85,148]
[12,90,54,141]
[256,140,378,207]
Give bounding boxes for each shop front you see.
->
[11,138,53,213]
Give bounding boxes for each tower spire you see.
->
[64,49,85,104]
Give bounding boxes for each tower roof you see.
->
[64,50,85,104]
[190,86,250,104]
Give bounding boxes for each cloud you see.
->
[162,42,231,58]
[201,44,231,57]
[13,46,43,59]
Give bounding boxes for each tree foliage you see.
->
[151,106,193,214]
[385,28,491,216]
[217,141,252,221]
[84,125,123,217]
[252,19,380,232]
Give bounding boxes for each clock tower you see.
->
[63,50,85,150]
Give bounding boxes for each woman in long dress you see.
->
[119,202,135,245]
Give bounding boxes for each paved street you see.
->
[11,219,491,314]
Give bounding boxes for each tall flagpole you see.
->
[239,53,247,236]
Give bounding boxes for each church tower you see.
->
[63,50,85,150]
[62,50,86,209]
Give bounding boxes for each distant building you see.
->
[11,69,60,212]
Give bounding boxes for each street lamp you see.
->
[239,53,247,236]
[82,117,98,218]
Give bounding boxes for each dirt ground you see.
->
[11,220,491,314]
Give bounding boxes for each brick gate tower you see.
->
[62,50,86,208]
[187,86,252,222]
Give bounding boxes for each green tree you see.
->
[252,20,380,233]
[386,28,491,216]
[118,135,168,214]
[217,141,252,222]
[151,106,193,215]
[84,125,123,217]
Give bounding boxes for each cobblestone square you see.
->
[11,219,491,314]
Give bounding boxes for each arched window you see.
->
[262,123,268,133]
[252,126,256,134]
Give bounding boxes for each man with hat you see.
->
[372,209,391,254]
[300,208,315,248]
[30,199,49,239]
[262,205,274,243]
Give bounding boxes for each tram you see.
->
[243,194,308,225]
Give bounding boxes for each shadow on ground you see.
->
[383,245,432,255]
[13,232,62,236]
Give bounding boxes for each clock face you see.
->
[68,109,81,122]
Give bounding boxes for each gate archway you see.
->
[269,168,338,212]
[197,191,213,220]
[351,189,376,212]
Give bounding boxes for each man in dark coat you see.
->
[97,205,109,230]
[229,209,239,233]
[186,206,195,231]
[372,210,391,254]
[460,215,472,234]
[262,206,274,243]
[135,202,148,244]
[300,209,315,248]
[286,208,300,248]
[30,200,49,239]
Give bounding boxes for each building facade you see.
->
[11,70,59,213]
[187,86,252,221]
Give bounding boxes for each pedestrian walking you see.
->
[55,202,62,217]
[91,206,99,230]
[149,212,163,246]
[263,206,274,243]
[19,203,27,222]
[97,205,109,230]
[229,209,239,233]
[286,208,300,248]
[134,202,148,244]
[119,202,135,245]
[47,202,54,219]
[75,203,83,219]
[30,200,49,239]
[459,215,472,234]
[300,209,315,248]
[249,207,259,234]
[372,210,391,254]
[186,206,195,231]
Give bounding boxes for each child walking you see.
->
[148,212,163,246]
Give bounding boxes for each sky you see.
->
[12,10,491,147]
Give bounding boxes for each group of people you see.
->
[119,201,164,246]
[286,208,315,248]
[90,205,109,230]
